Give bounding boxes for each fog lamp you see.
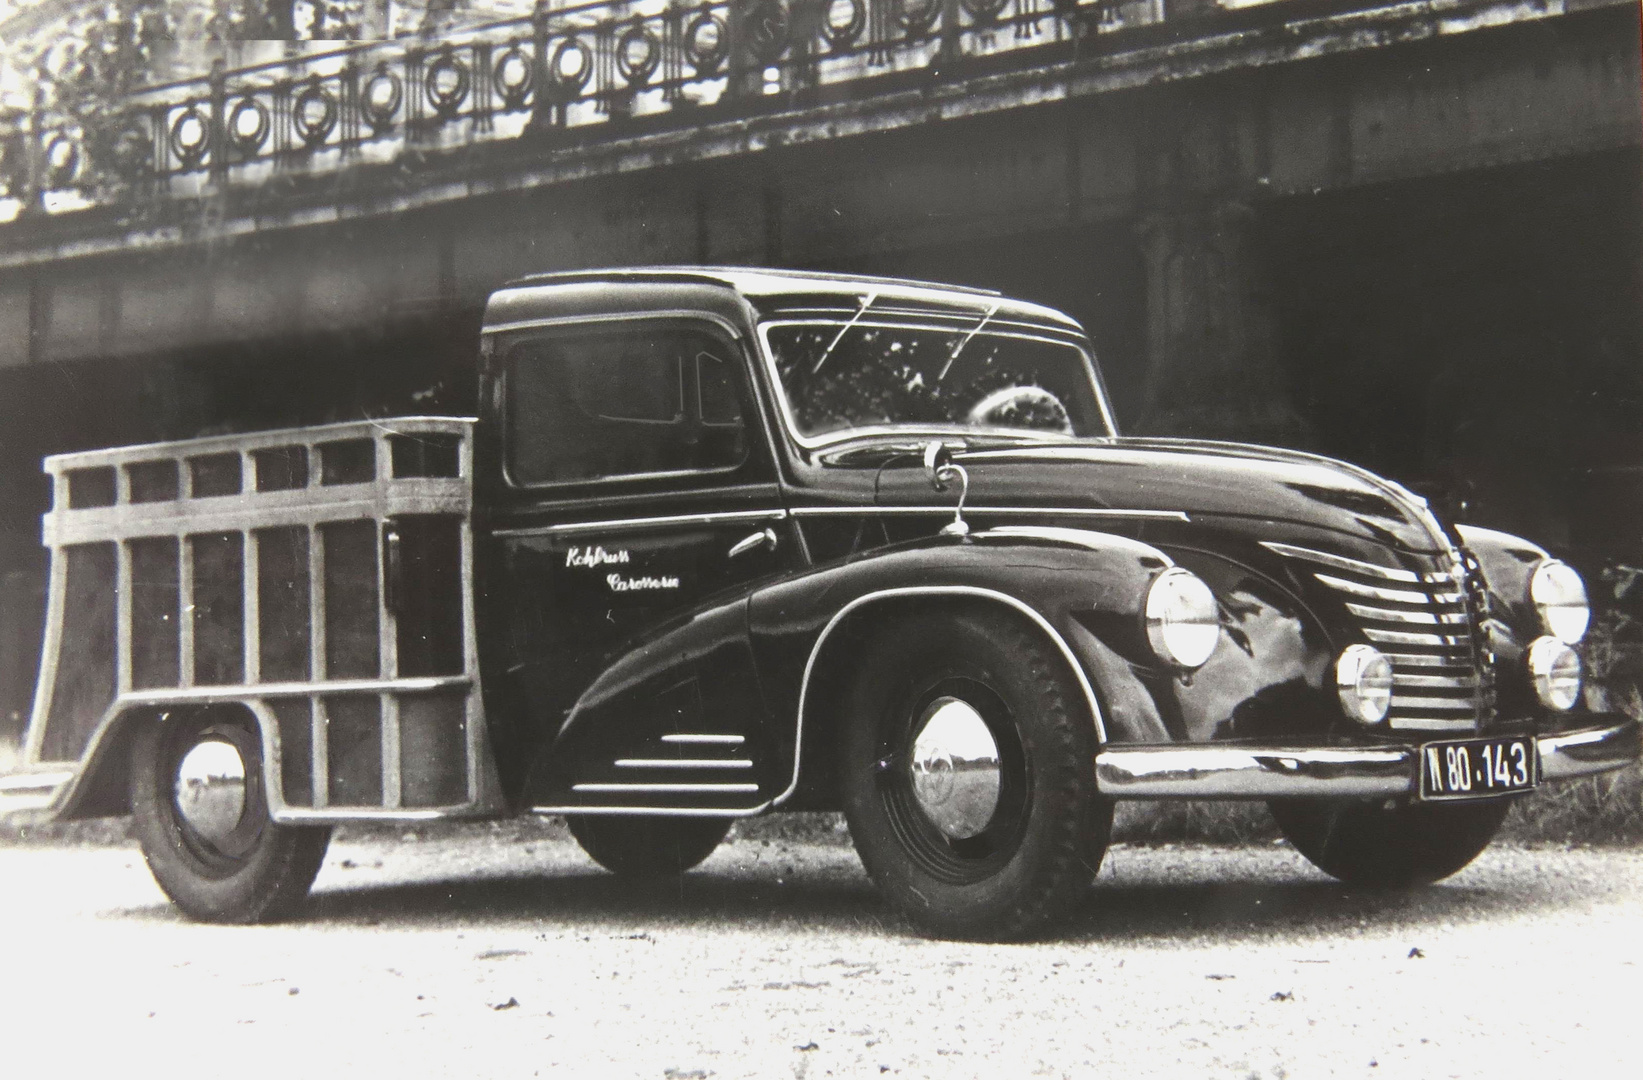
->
[1336,644,1394,725]
[1530,559,1589,644]
[1144,568,1220,670]
[1527,636,1582,712]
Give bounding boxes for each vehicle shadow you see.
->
[105,842,1616,942]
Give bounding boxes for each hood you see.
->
[866,436,1447,553]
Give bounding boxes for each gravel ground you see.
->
[0,821,1638,1079]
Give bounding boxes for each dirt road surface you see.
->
[1,821,1637,1079]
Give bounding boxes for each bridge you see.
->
[0,0,1640,744]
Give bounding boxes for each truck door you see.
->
[479,315,800,810]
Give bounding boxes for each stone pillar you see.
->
[1132,93,1310,446]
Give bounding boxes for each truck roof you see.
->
[484,266,1084,334]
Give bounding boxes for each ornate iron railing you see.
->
[0,0,1171,217]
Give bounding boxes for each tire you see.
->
[1269,796,1512,888]
[840,607,1111,941]
[567,815,731,876]
[131,709,331,923]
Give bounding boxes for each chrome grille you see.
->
[1263,542,1487,733]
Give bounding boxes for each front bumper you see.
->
[1094,718,1641,800]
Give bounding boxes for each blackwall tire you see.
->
[131,710,330,923]
[567,816,732,876]
[840,607,1111,941]
[1268,796,1512,888]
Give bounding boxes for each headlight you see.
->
[1527,636,1582,711]
[1336,644,1393,725]
[1144,568,1219,669]
[1530,559,1589,644]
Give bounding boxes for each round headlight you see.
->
[1527,636,1582,712]
[1530,559,1589,644]
[1144,568,1219,669]
[1336,644,1394,725]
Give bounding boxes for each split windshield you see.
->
[760,309,1112,445]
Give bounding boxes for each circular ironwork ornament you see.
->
[169,105,210,167]
[897,0,941,33]
[493,45,534,108]
[685,9,728,73]
[226,96,270,154]
[822,0,866,50]
[744,0,792,65]
[425,51,471,117]
[961,0,1010,21]
[617,22,663,86]
[292,81,338,146]
[548,37,594,99]
[362,65,404,131]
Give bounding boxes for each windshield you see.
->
[761,317,1113,445]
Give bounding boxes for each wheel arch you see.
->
[784,587,1109,810]
[56,700,278,821]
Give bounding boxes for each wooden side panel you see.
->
[399,690,467,808]
[256,526,311,683]
[272,698,313,808]
[129,537,180,689]
[321,521,379,680]
[190,532,244,686]
[41,543,117,761]
[326,694,382,806]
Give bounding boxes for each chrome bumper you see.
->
[1094,718,1641,800]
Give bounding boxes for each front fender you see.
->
[748,529,1174,764]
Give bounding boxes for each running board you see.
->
[1094,719,1640,800]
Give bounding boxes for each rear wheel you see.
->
[840,608,1110,941]
[567,816,731,877]
[131,709,330,923]
[1269,796,1511,888]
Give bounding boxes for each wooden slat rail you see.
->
[12,416,497,822]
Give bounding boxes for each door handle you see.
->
[728,527,778,560]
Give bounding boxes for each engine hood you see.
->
[865,436,1448,553]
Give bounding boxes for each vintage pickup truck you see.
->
[1,267,1636,939]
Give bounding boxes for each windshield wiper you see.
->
[936,300,1001,383]
[811,290,878,375]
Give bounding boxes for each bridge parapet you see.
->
[0,0,1179,220]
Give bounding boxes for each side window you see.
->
[506,323,750,486]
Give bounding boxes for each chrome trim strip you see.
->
[1392,696,1476,712]
[1261,541,1421,583]
[613,759,754,769]
[781,585,1110,810]
[493,509,787,538]
[1394,673,1479,689]
[789,505,1189,522]
[660,733,745,745]
[974,526,1177,562]
[533,805,757,818]
[1539,720,1642,781]
[1346,604,1441,625]
[120,676,470,704]
[1095,744,1413,799]
[571,783,760,794]
[1364,628,1471,646]
[1383,652,1467,668]
[1312,574,1430,605]
[1388,717,1477,732]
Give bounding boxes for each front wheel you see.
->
[841,608,1111,941]
[1269,796,1512,888]
[567,816,731,877]
[131,710,330,923]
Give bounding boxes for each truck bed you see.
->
[0,417,500,822]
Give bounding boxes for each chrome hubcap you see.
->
[908,697,1002,840]
[173,738,248,846]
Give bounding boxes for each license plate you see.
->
[1419,735,1538,801]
